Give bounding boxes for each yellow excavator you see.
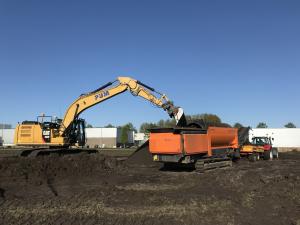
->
[14,76,186,148]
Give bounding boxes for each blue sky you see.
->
[0,0,299,129]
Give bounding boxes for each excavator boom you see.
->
[14,76,186,147]
[60,77,186,135]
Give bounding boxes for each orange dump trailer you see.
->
[149,127,239,165]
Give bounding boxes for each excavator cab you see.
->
[36,116,60,143]
[15,116,86,147]
[37,115,86,146]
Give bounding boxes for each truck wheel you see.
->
[264,150,273,160]
[272,148,279,159]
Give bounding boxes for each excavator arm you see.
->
[60,77,186,136]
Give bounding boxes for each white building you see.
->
[85,127,135,148]
[134,133,148,146]
[249,128,300,148]
[0,128,15,146]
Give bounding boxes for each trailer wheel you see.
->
[264,150,273,160]
[233,149,241,159]
[272,148,279,159]
[249,154,257,162]
[256,153,260,161]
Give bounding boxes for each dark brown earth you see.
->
[0,149,299,225]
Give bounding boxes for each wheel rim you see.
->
[257,154,260,160]
[270,151,273,159]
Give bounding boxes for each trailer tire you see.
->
[256,153,260,161]
[231,149,240,162]
[249,154,257,162]
[233,149,241,159]
[272,148,279,159]
[264,150,273,160]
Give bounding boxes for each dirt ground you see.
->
[0,149,299,225]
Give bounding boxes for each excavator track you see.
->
[195,157,232,172]
[18,148,97,157]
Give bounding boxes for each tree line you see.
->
[139,118,297,132]
[86,114,297,142]
[139,113,226,133]
[254,122,296,128]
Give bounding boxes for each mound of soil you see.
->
[0,153,123,187]
[126,141,158,167]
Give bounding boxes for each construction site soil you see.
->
[0,147,299,225]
